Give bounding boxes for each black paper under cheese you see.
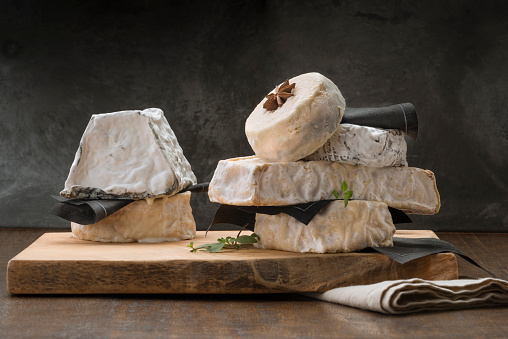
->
[182,182,210,193]
[370,237,496,277]
[371,237,464,264]
[49,196,133,225]
[50,182,211,225]
[343,103,418,140]
[236,200,338,225]
[208,202,412,232]
[209,206,493,276]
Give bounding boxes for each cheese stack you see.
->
[209,72,440,253]
[61,108,197,242]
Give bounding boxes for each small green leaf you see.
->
[332,189,341,199]
[236,235,258,244]
[344,190,353,199]
[187,242,197,252]
[344,197,349,207]
[206,242,226,253]
[193,242,225,253]
[341,180,347,192]
[193,243,217,250]
[190,231,259,253]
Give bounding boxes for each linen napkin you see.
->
[304,277,508,314]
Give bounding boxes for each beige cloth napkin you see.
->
[303,278,508,314]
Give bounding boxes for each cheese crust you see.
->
[61,108,196,200]
[208,156,440,215]
[245,73,345,162]
[71,192,196,242]
[254,200,395,253]
[305,123,408,167]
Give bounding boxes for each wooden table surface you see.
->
[1,228,507,338]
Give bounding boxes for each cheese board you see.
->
[7,230,458,294]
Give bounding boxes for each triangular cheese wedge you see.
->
[61,108,196,199]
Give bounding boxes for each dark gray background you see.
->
[1,0,507,231]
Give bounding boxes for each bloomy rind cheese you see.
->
[208,156,440,215]
[61,108,196,200]
[71,192,196,243]
[254,200,395,253]
[305,123,408,167]
[245,72,346,162]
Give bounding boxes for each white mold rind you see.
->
[254,200,395,253]
[208,156,440,215]
[61,108,196,199]
[305,123,408,167]
[245,72,346,162]
[71,192,196,242]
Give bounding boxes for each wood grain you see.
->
[1,228,507,339]
[7,230,457,294]
[438,232,508,279]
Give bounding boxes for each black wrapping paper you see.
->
[371,237,496,276]
[371,237,465,264]
[343,103,418,139]
[50,183,211,225]
[209,203,412,231]
[209,206,492,275]
[49,196,133,225]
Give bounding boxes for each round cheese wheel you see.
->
[245,72,345,162]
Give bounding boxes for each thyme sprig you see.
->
[188,226,259,253]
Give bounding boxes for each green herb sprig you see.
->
[188,231,259,253]
[332,180,353,207]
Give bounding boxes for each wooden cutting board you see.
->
[7,230,458,294]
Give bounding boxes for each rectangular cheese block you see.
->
[71,192,196,242]
[304,123,408,167]
[208,156,440,215]
[254,200,395,253]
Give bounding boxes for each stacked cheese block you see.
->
[208,72,440,253]
[61,108,197,242]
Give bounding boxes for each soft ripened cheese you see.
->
[245,72,346,162]
[71,192,196,242]
[208,156,440,215]
[305,123,408,167]
[254,200,395,253]
[61,108,196,199]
